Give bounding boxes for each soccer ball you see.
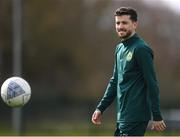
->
[1,77,31,107]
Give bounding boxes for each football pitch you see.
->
[0,121,180,136]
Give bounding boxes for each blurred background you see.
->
[0,0,180,136]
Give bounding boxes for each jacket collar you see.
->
[121,33,139,46]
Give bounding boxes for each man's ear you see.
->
[133,21,138,30]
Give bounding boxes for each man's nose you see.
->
[119,23,124,29]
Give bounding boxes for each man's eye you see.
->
[122,21,128,24]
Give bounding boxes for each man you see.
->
[91,7,166,136]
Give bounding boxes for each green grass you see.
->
[0,120,180,136]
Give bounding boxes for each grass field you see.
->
[0,120,180,136]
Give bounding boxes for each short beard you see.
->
[119,31,132,40]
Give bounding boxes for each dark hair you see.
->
[114,7,137,22]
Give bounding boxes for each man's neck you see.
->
[121,31,136,42]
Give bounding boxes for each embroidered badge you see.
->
[126,52,133,61]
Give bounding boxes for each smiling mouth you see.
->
[118,31,126,34]
[118,30,126,32]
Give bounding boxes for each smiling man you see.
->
[91,7,166,136]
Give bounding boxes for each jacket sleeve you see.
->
[96,51,117,113]
[135,46,163,121]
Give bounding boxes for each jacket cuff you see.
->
[153,114,163,121]
[95,108,102,113]
[96,106,105,114]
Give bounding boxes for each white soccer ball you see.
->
[1,77,31,107]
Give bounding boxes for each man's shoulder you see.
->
[134,37,152,51]
[134,41,153,59]
[135,35,148,46]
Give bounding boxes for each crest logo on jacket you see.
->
[126,52,133,61]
